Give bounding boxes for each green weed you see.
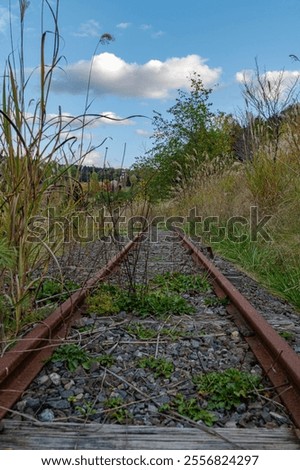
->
[126,323,157,340]
[204,296,229,307]
[75,400,97,417]
[279,331,295,342]
[160,327,184,340]
[161,393,217,426]
[193,368,261,410]
[50,344,94,372]
[103,397,131,424]
[86,283,122,315]
[118,289,195,318]
[138,355,174,379]
[97,354,116,368]
[151,272,210,294]
[127,323,184,340]
[35,279,79,305]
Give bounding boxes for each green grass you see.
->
[204,296,229,307]
[210,229,300,309]
[196,223,300,311]
[151,272,211,294]
[86,283,122,316]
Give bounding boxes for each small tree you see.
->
[137,74,232,198]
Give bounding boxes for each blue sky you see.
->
[1,0,300,167]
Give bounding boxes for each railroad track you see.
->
[0,231,145,421]
[0,226,299,449]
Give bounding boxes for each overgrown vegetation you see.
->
[193,368,261,410]
[160,394,217,427]
[86,284,122,316]
[138,355,174,379]
[120,290,195,318]
[134,73,234,201]
[35,279,79,305]
[160,368,261,426]
[134,65,300,310]
[50,344,94,372]
[103,397,131,424]
[151,272,210,294]
[1,0,299,356]
[87,272,209,319]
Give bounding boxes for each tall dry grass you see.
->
[154,142,300,308]
[0,1,104,341]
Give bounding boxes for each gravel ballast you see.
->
[10,228,299,430]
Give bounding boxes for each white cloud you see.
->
[236,68,300,101]
[82,149,104,167]
[236,69,300,88]
[235,69,253,84]
[116,22,131,29]
[73,20,101,38]
[136,129,151,136]
[53,53,222,99]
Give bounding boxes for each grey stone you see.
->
[49,373,61,386]
[37,375,49,385]
[46,399,71,410]
[26,398,41,410]
[39,408,55,422]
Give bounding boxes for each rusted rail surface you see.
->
[0,233,144,421]
[176,229,300,429]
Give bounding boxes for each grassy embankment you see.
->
[155,150,300,310]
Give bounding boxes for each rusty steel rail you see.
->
[0,232,144,421]
[176,228,300,429]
